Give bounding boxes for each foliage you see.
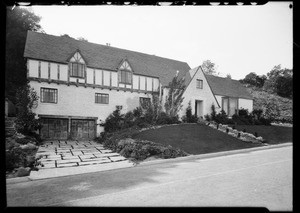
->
[6,7,42,103]
[101,105,124,133]
[201,60,217,75]
[239,72,267,88]
[182,101,198,123]
[263,65,292,98]
[164,75,186,117]
[6,137,38,171]
[15,84,42,135]
[95,128,188,162]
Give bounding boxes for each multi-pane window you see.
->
[41,88,58,103]
[70,62,85,78]
[95,93,109,104]
[119,60,132,84]
[140,97,151,109]
[222,97,238,117]
[120,70,132,84]
[196,79,203,89]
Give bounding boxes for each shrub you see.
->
[101,105,124,133]
[214,110,228,124]
[182,101,199,123]
[15,84,42,135]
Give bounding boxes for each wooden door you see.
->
[71,119,95,140]
[40,118,68,140]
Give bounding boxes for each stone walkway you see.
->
[29,140,134,180]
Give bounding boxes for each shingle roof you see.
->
[24,31,191,86]
[204,74,253,99]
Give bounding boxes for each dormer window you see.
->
[70,62,85,78]
[118,60,133,84]
[68,50,86,78]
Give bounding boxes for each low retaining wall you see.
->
[206,122,265,144]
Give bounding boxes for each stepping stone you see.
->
[57,159,81,164]
[100,149,113,153]
[40,162,56,169]
[94,153,119,158]
[109,156,127,162]
[56,163,78,168]
[80,158,111,163]
[62,156,80,160]
[79,155,97,159]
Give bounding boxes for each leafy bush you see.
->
[6,137,38,171]
[156,112,180,125]
[182,101,198,123]
[101,106,124,133]
[15,84,42,135]
[214,110,229,124]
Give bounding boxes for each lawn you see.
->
[132,123,262,155]
[228,125,293,144]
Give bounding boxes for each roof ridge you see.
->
[27,30,190,66]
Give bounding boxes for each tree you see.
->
[15,84,41,134]
[6,6,42,104]
[240,72,267,88]
[263,65,293,98]
[164,76,186,117]
[201,60,217,75]
[77,37,88,42]
[226,73,232,79]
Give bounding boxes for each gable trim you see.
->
[183,66,221,108]
[200,67,221,108]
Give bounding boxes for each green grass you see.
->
[228,125,293,144]
[132,123,262,155]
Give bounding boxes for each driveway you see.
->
[29,140,134,179]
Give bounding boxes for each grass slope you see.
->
[133,124,261,155]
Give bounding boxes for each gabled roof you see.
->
[24,31,191,86]
[204,74,253,100]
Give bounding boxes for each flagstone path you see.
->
[29,140,134,179]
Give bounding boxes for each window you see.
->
[120,70,132,84]
[41,88,58,103]
[95,93,109,104]
[222,97,238,117]
[140,97,151,109]
[70,62,85,78]
[196,79,203,89]
[119,60,133,84]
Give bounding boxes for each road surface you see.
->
[6,145,292,210]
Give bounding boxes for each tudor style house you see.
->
[24,31,253,140]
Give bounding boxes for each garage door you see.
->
[71,119,95,140]
[40,118,68,140]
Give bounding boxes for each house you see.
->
[178,66,253,118]
[23,31,252,140]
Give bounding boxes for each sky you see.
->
[29,2,293,80]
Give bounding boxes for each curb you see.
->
[6,176,31,184]
[137,142,293,167]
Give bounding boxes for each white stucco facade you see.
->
[178,67,220,119]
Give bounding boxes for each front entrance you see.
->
[195,100,204,118]
[71,119,95,140]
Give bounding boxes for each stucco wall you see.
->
[238,98,253,112]
[30,81,152,135]
[178,68,220,119]
[216,95,253,113]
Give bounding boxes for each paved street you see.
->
[6,145,292,210]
